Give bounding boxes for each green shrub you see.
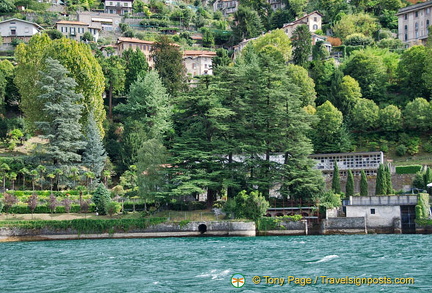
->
[92,184,111,215]
[395,144,407,156]
[107,201,121,217]
[395,165,422,174]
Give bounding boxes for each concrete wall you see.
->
[258,220,308,236]
[346,205,400,228]
[0,221,256,242]
[321,217,366,234]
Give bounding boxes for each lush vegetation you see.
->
[1,0,432,222]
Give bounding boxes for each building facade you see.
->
[116,37,155,67]
[0,18,42,44]
[310,151,384,176]
[56,20,101,42]
[183,50,217,77]
[102,0,134,15]
[282,11,322,38]
[396,1,432,46]
[77,12,122,31]
[213,0,239,17]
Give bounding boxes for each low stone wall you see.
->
[257,220,308,236]
[0,221,256,242]
[321,217,366,234]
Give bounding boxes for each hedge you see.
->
[4,204,96,214]
[0,217,167,234]
[168,201,207,211]
[395,165,422,174]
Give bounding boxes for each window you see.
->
[405,24,408,30]
[415,22,419,30]
[370,209,375,214]
[428,19,430,27]
[427,8,431,14]
[313,24,318,30]
[10,29,16,35]
[192,63,196,69]
[314,17,317,22]
[416,11,419,17]
[405,14,408,20]
[109,2,113,5]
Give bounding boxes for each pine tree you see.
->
[35,58,86,166]
[375,164,386,195]
[82,112,107,179]
[332,163,341,194]
[122,48,148,93]
[360,170,368,196]
[346,169,354,197]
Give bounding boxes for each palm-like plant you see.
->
[0,163,10,191]
[19,167,29,190]
[36,165,46,190]
[7,172,17,190]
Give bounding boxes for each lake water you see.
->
[0,235,431,292]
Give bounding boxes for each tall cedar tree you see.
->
[82,112,107,179]
[151,36,186,96]
[35,58,86,166]
[169,74,234,205]
[170,48,324,202]
[360,170,368,196]
[375,164,386,195]
[291,24,312,68]
[122,48,149,93]
[332,163,341,194]
[115,71,172,168]
[346,169,354,197]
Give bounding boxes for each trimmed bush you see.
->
[395,165,422,174]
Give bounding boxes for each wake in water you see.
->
[315,255,339,263]
[196,269,231,280]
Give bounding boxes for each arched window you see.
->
[313,24,318,30]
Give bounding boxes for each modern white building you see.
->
[310,151,384,176]
[0,18,43,44]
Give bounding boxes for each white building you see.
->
[345,195,417,233]
[102,0,134,15]
[55,20,101,42]
[183,50,217,77]
[0,18,43,44]
[282,11,322,38]
[310,151,384,176]
[396,0,432,46]
[77,12,122,32]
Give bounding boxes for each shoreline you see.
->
[1,220,431,242]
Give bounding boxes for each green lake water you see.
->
[0,234,431,292]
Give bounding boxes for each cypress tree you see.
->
[360,170,368,196]
[384,164,393,195]
[82,112,107,179]
[332,163,341,194]
[375,164,386,195]
[346,169,354,197]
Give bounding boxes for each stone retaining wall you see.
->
[0,221,256,242]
